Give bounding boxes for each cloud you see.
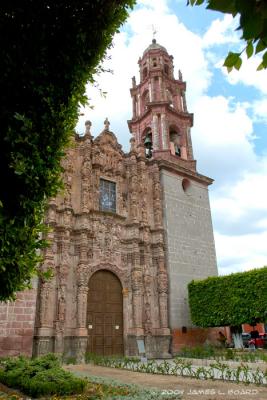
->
[215,231,267,275]
[203,14,239,48]
[252,98,267,125]
[192,95,257,184]
[222,54,267,95]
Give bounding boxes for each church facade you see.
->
[0,40,218,360]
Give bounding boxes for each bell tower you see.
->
[128,40,218,353]
[128,39,194,164]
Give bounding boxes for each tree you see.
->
[0,1,135,301]
[188,267,267,329]
[188,0,267,71]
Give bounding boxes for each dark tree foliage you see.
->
[189,0,267,71]
[188,267,267,328]
[0,0,135,300]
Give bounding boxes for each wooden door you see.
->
[87,270,123,355]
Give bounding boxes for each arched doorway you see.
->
[87,270,124,355]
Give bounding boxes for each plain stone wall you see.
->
[0,281,38,357]
[161,169,218,330]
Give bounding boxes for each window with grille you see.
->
[99,179,116,213]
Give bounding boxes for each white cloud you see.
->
[192,95,257,184]
[252,98,267,124]
[222,54,267,95]
[203,14,239,48]
[215,231,267,275]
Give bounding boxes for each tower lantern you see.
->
[128,39,194,164]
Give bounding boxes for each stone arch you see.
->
[141,89,149,113]
[142,126,153,159]
[169,125,181,156]
[86,263,128,289]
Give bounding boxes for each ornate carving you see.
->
[131,267,143,292]
[157,265,168,294]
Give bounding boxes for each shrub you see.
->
[0,354,86,398]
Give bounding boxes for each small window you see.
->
[182,178,191,193]
[99,179,116,212]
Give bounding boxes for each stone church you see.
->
[0,40,218,360]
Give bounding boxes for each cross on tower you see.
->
[152,24,157,40]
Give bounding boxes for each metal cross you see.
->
[152,24,157,40]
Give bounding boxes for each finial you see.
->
[104,117,110,131]
[84,120,91,135]
[132,76,136,87]
[178,69,183,81]
[151,24,157,43]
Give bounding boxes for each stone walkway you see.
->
[65,364,267,400]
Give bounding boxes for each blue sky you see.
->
[77,0,267,276]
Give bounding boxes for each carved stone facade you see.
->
[0,40,218,358]
[33,124,171,359]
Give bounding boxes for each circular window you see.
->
[182,178,191,193]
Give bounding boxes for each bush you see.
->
[177,344,216,359]
[0,354,86,397]
[188,267,267,327]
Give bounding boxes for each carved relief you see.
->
[36,122,170,358]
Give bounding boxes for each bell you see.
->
[144,134,152,148]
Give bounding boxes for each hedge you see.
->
[188,267,267,327]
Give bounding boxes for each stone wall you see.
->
[160,168,218,349]
[0,286,37,357]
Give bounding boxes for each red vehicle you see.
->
[248,332,266,348]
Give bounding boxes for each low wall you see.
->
[171,327,226,353]
[0,286,37,357]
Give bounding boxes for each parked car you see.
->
[259,332,267,347]
[242,332,251,348]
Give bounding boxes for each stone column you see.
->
[149,82,152,102]
[132,96,136,118]
[159,76,163,100]
[143,261,152,335]
[129,171,138,223]
[77,285,88,329]
[131,241,143,334]
[152,114,159,150]
[81,156,92,213]
[181,90,188,112]
[153,172,163,229]
[38,229,56,333]
[137,94,141,116]
[54,233,70,353]
[76,231,89,333]
[131,266,143,330]
[157,262,169,329]
[186,127,194,160]
[161,113,168,150]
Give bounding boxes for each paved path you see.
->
[66,364,267,400]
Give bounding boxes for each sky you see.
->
[76,0,267,276]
